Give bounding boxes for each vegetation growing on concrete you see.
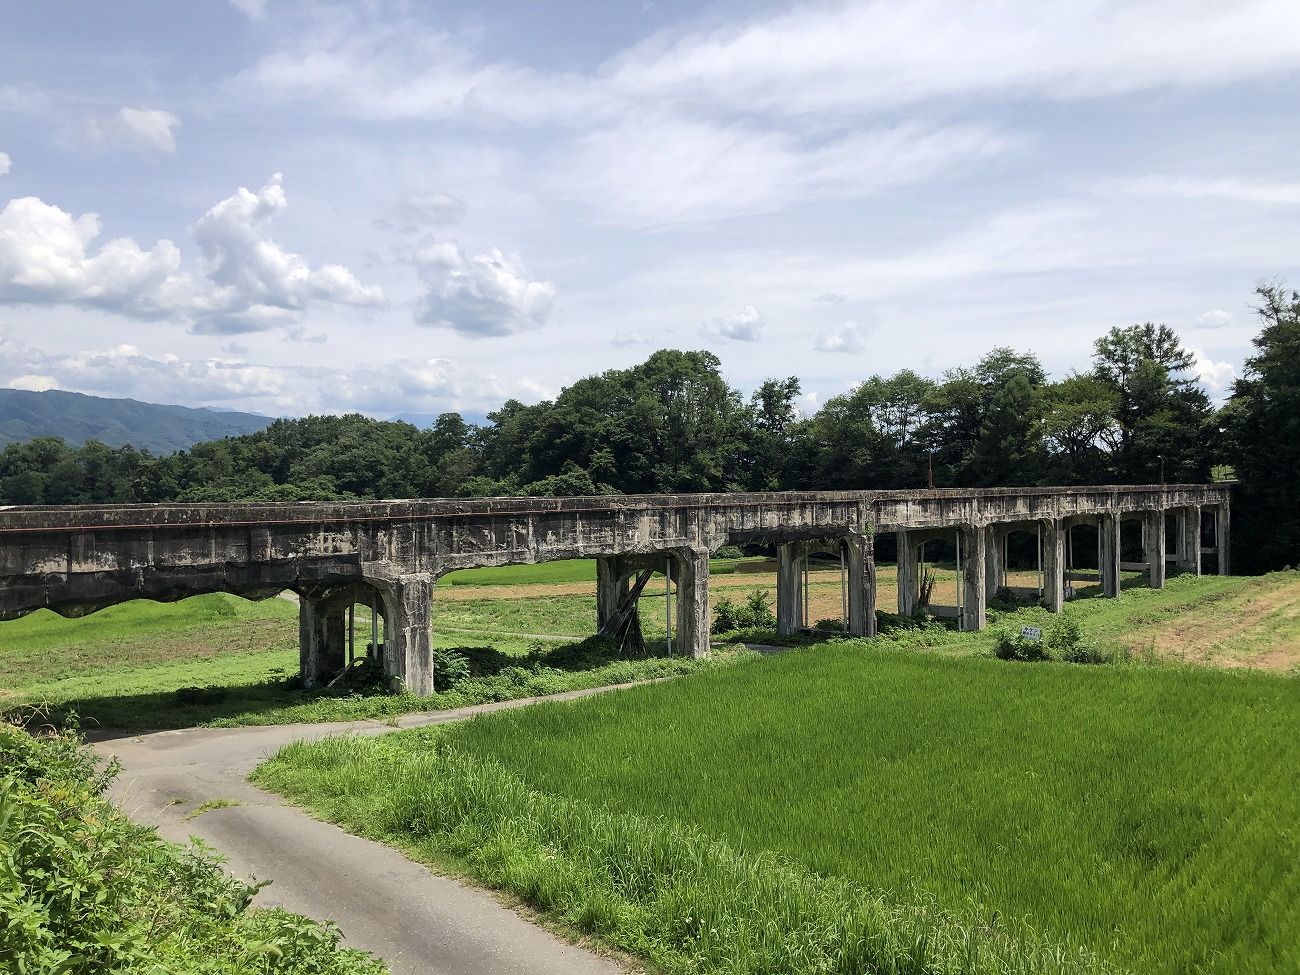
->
[0,716,385,975]
[260,645,1300,975]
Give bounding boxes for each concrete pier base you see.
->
[1143,510,1166,589]
[961,526,986,631]
[776,541,806,634]
[845,534,877,637]
[1041,518,1065,612]
[673,549,710,658]
[1100,512,1122,597]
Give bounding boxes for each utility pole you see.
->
[927,452,935,490]
[1159,454,1165,484]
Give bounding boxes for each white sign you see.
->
[1020,625,1043,642]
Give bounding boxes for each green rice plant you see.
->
[394,646,1298,975]
[255,732,1118,975]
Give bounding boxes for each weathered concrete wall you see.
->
[0,484,1233,694]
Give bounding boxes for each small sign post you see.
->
[1020,625,1043,642]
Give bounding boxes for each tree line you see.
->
[2,284,1296,572]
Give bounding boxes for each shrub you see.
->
[813,618,843,632]
[0,713,386,975]
[711,588,777,634]
[995,609,1123,665]
[714,544,746,559]
[432,646,472,691]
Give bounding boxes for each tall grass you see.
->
[256,731,1117,975]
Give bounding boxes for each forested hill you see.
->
[2,283,1297,573]
[0,388,273,454]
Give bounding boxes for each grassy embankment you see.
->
[257,641,1300,975]
[1,716,385,975]
[4,559,1298,727]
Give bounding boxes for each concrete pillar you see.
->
[961,526,987,631]
[984,526,1004,601]
[673,550,710,658]
[595,555,627,630]
[776,541,804,634]
[1100,512,1122,597]
[1215,503,1231,575]
[1144,510,1166,589]
[1041,518,1064,612]
[298,590,347,688]
[896,530,920,616]
[382,573,434,696]
[1181,505,1202,576]
[845,533,877,637]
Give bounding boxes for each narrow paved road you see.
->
[94,686,646,975]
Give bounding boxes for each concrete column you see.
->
[961,526,987,631]
[845,533,877,637]
[896,530,919,617]
[1144,510,1166,589]
[595,555,627,631]
[673,550,711,658]
[1215,503,1231,575]
[776,541,804,635]
[298,590,347,688]
[1041,518,1064,612]
[984,525,1004,601]
[1181,505,1202,576]
[1100,512,1122,597]
[382,573,435,696]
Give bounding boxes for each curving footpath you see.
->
[92,688,645,975]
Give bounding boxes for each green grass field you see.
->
[260,645,1300,975]
[5,565,1298,728]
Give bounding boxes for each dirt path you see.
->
[95,685,658,975]
[1121,576,1300,672]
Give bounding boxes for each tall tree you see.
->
[1091,323,1213,482]
[1224,283,1300,572]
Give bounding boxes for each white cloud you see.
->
[0,174,381,333]
[1195,309,1233,328]
[608,0,1300,116]
[815,292,848,304]
[375,192,466,234]
[611,331,651,347]
[413,238,555,337]
[84,107,181,155]
[559,116,1011,227]
[0,195,192,318]
[230,0,267,19]
[701,304,763,342]
[814,323,871,354]
[7,373,56,391]
[1101,174,1300,206]
[0,152,10,177]
[1190,347,1236,397]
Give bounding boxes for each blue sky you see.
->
[1,0,1297,418]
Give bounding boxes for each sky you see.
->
[1,0,1297,420]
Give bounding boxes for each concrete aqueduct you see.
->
[0,484,1231,695]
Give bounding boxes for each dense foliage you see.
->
[0,717,385,974]
[6,294,1294,567]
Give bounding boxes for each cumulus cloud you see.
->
[413,238,555,336]
[0,173,381,333]
[700,304,763,342]
[611,331,651,347]
[1190,348,1236,397]
[815,292,848,304]
[190,173,384,333]
[7,373,56,391]
[84,107,181,155]
[0,152,10,176]
[814,323,870,354]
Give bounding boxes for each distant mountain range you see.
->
[0,388,275,454]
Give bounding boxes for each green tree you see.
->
[1091,323,1214,482]
[1224,283,1300,572]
